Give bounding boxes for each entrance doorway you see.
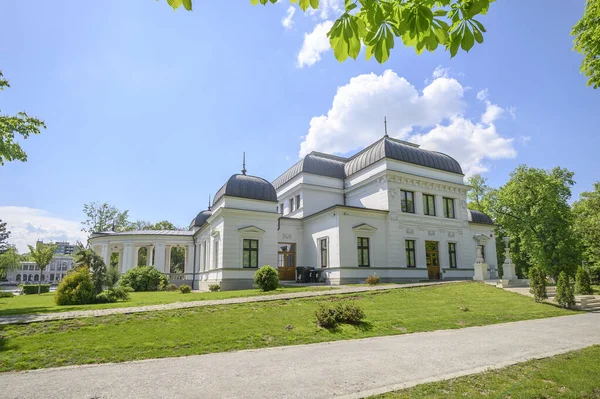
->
[425,241,440,280]
[277,243,296,281]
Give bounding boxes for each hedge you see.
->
[20,284,50,295]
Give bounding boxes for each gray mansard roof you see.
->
[213,174,278,206]
[467,209,494,225]
[190,209,212,229]
[273,137,463,189]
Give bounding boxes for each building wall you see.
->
[8,256,75,283]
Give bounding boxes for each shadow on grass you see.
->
[321,320,374,333]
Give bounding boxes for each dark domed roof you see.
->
[213,174,278,206]
[344,137,463,176]
[272,152,346,189]
[468,209,494,225]
[189,210,212,229]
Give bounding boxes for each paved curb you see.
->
[0,280,459,325]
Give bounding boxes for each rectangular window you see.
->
[289,198,294,213]
[243,239,259,268]
[280,203,284,215]
[50,274,54,281]
[423,194,436,216]
[357,237,370,267]
[295,194,300,210]
[400,190,415,213]
[443,197,455,219]
[448,243,457,268]
[319,238,328,268]
[405,240,416,267]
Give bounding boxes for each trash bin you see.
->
[296,267,305,283]
[302,267,314,283]
[312,269,322,283]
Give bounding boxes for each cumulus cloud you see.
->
[0,206,87,253]
[432,65,450,79]
[298,69,517,175]
[281,6,296,30]
[297,20,334,68]
[307,0,342,20]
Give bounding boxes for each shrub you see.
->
[105,264,121,288]
[315,302,366,328]
[365,273,381,286]
[315,305,338,328]
[208,284,221,292]
[575,266,594,295]
[0,292,14,298]
[164,283,178,291]
[118,266,168,292]
[528,266,547,302]
[20,284,50,295]
[179,284,192,294]
[254,265,279,292]
[95,286,132,303]
[54,267,96,305]
[555,271,575,308]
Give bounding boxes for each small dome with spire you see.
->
[190,209,212,229]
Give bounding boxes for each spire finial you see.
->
[241,152,247,175]
[384,116,389,137]
[208,194,211,211]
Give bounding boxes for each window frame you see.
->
[319,238,329,268]
[242,239,259,268]
[443,197,455,219]
[289,197,295,213]
[400,190,415,213]
[405,240,416,267]
[423,194,436,216]
[279,203,284,215]
[357,237,370,267]
[295,194,300,210]
[448,242,457,269]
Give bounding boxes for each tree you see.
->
[0,71,46,165]
[161,0,493,63]
[574,266,593,295]
[573,182,600,278]
[27,242,58,293]
[127,220,153,231]
[73,243,107,294]
[0,218,10,253]
[555,271,575,309]
[528,266,547,303]
[572,0,600,88]
[0,245,20,279]
[491,166,580,279]
[82,202,130,233]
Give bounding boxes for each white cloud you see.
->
[0,206,87,253]
[481,103,504,124]
[299,69,517,175]
[476,89,488,101]
[517,135,531,145]
[432,65,450,79]
[297,20,334,68]
[307,0,342,20]
[281,6,296,30]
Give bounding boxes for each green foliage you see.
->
[160,0,492,64]
[0,246,21,274]
[27,242,58,293]
[528,266,547,303]
[573,182,600,270]
[574,266,593,295]
[95,286,132,303]
[105,264,121,288]
[253,265,279,291]
[118,266,168,292]
[81,202,130,233]
[0,291,13,298]
[20,284,50,295]
[315,302,366,328]
[54,267,96,305]
[179,284,192,294]
[73,244,107,294]
[0,71,46,165]
[0,218,10,253]
[208,284,221,292]
[164,283,178,291]
[555,271,575,309]
[365,273,381,285]
[572,0,600,88]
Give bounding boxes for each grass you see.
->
[0,285,335,317]
[374,345,600,398]
[592,284,600,294]
[0,282,578,372]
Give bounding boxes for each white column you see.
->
[165,245,172,273]
[439,238,448,279]
[415,192,424,215]
[416,238,426,269]
[154,243,166,272]
[146,246,153,266]
[435,195,444,218]
[502,237,517,281]
[186,244,195,274]
[473,235,490,281]
[123,243,136,272]
[133,246,140,267]
[118,249,124,273]
[100,244,110,267]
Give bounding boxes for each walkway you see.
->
[2,313,598,399]
[0,281,457,325]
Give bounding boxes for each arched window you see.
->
[16,274,21,282]
[34,274,39,282]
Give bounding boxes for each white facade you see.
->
[89,137,497,290]
[7,256,75,284]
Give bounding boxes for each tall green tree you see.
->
[0,245,20,279]
[491,166,580,279]
[573,182,600,280]
[0,71,46,165]
[572,0,600,88]
[465,174,491,213]
[161,0,493,63]
[82,202,130,233]
[73,244,107,294]
[0,218,10,253]
[27,242,58,293]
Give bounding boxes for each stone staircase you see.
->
[500,284,600,312]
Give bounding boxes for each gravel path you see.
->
[0,281,457,325]
[2,313,598,399]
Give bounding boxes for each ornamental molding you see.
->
[237,225,265,235]
[384,175,467,195]
[352,223,378,234]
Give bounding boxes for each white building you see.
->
[8,256,75,284]
[89,136,497,290]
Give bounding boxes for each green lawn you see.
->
[0,286,335,316]
[0,283,577,372]
[374,345,600,398]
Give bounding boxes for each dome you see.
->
[273,152,346,189]
[467,209,494,225]
[213,174,278,206]
[189,209,212,229]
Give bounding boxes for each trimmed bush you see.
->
[95,286,132,303]
[118,266,168,292]
[254,265,279,292]
[365,273,381,286]
[315,305,338,328]
[179,284,192,294]
[555,271,575,308]
[575,266,594,295]
[315,302,366,328]
[164,283,178,292]
[0,291,14,298]
[54,267,95,305]
[20,284,50,295]
[528,266,547,302]
[208,284,221,292]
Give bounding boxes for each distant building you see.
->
[35,240,77,255]
[7,256,75,284]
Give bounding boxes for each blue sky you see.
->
[0,0,597,251]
